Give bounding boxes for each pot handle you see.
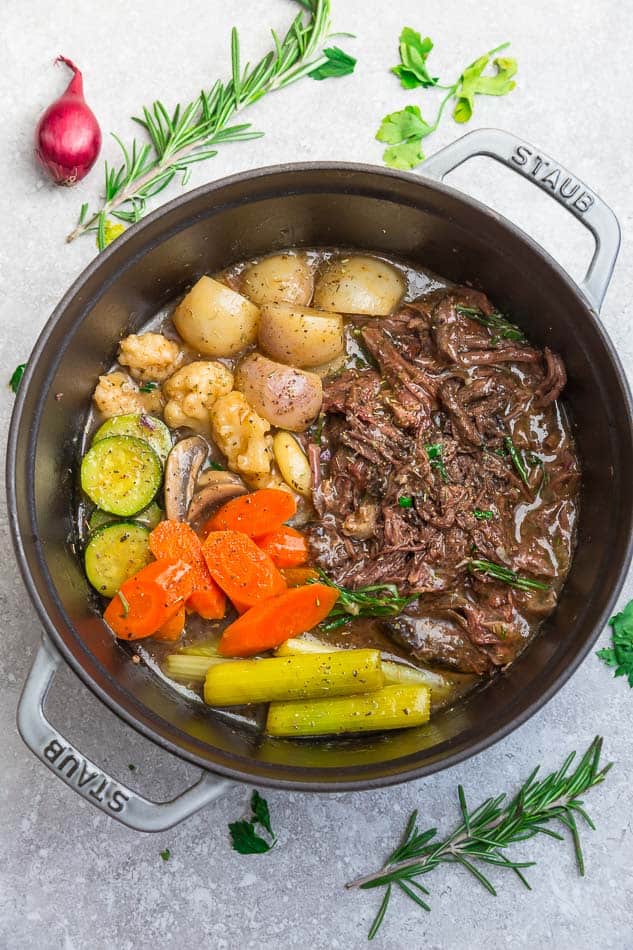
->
[421,128,621,312]
[17,636,233,832]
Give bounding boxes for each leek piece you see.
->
[204,650,383,707]
[178,639,221,657]
[163,653,228,682]
[266,684,431,737]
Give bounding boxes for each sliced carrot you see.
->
[218,583,339,657]
[104,559,193,640]
[202,530,286,609]
[255,526,309,568]
[204,488,296,537]
[281,567,320,587]
[154,605,186,642]
[149,520,226,620]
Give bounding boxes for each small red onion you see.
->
[35,56,102,186]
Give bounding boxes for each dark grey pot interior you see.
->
[9,163,633,789]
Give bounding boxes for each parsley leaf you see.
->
[391,28,438,89]
[309,47,356,81]
[376,105,432,170]
[453,54,517,124]
[9,363,26,394]
[139,381,158,393]
[160,848,171,861]
[597,600,633,687]
[229,790,276,855]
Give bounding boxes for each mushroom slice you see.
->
[164,436,209,521]
[187,471,247,530]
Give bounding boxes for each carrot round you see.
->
[218,583,339,657]
[154,605,186,642]
[202,530,286,608]
[204,488,296,537]
[104,559,193,640]
[255,526,309,568]
[149,520,226,620]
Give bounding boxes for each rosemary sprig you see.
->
[456,305,527,344]
[468,557,550,592]
[309,569,415,630]
[504,436,531,486]
[347,736,611,939]
[68,1,353,248]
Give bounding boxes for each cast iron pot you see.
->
[9,129,633,832]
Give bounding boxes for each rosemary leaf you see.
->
[309,569,415,629]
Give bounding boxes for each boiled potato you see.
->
[235,353,322,432]
[240,253,313,307]
[273,431,312,496]
[258,303,344,368]
[313,255,405,315]
[173,276,259,357]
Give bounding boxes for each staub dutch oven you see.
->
[8,129,633,832]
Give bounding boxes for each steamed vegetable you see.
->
[202,530,286,609]
[154,605,186,642]
[103,558,193,639]
[92,413,172,462]
[265,684,431,736]
[235,353,323,432]
[88,501,163,534]
[149,520,226,619]
[163,653,228,681]
[163,361,234,434]
[204,650,383,706]
[313,256,404,315]
[81,436,162,516]
[217,583,339,656]
[272,431,312,494]
[258,303,344,367]
[173,276,259,357]
[240,253,313,306]
[256,526,309,568]
[84,522,152,598]
[205,488,296,537]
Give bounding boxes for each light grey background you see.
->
[1,1,632,947]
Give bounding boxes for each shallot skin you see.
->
[35,56,101,186]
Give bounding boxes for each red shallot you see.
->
[35,56,101,186]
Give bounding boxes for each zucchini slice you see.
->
[88,500,163,534]
[92,413,172,462]
[85,522,152,597]
[81,435,162,516]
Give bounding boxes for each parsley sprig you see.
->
[229,791,277,855]
[597,599,633,687]
[376,29,516,170]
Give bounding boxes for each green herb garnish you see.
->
[9,363,26,393]
[473,508,493,520]
[310,569,415,630]
[377,33,516,170]
[425,443,448,482]
[68,1,355,248]
[597,599,633,687]
[139,381,159,393]
[313,413,325,445]
[468,558,549,592]
[160,848,171,862]
[398,495,413,508]
[229,790,276,855]
[456,305,527,344]
[504,437,530,486]
[208,461,226,471]
[347,736,611,939]
[117,590,130,616]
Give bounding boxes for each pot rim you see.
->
[8,159,633,791]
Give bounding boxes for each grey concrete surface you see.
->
[1,1,632,947]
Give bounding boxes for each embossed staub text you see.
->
[510,145,594,214]
[43,739,130,813]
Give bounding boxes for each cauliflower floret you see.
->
[209,391,273,481]
[118,332,181,382]
[163,361,234,433]
[93,371,163,418]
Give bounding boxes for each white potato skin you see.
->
[118,332,182,382]
[209,391,273,482]
[258,303,344,368]
[313,256,405,315]
[273,432,312,496]
[235,353,322,432]
[240,253,313,306]
[173,276,259,357]
[163,361,234,433]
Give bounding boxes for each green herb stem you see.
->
[468,558,549,592]
[310,569,415,630]
[504,436,531,486]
